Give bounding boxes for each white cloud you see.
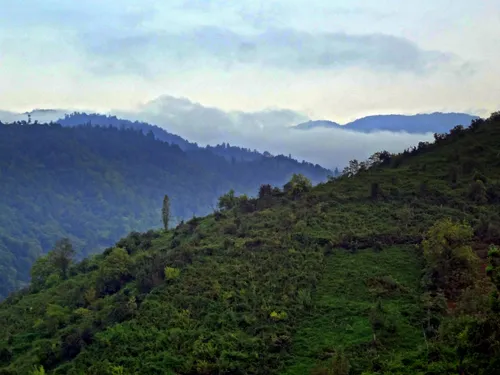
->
[116,95,433,169]
[0,0,498,122]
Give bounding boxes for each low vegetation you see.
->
[1,113,500,374]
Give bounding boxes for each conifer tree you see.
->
[162,194,170,230]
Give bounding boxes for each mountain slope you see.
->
[1,114,499,374]
[58,112,273,162]
[57,112,198,151]
[347,112,479,133]
[293,112,479,133]
[0,122,329,299]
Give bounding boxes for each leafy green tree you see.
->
[96,247,132,296]
[218,189,237,210]
[284,174,312,198]
[48,238,75,280]
[422,218,479,299]
[30,255,57,290]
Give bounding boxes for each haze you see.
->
[1,1,498,167]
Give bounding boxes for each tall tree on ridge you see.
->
[162,194,170,230]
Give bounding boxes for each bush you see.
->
[422,218,480,300]
[164,266,181,280]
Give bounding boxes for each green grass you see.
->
[282,246,424,375]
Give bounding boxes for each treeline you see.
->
[0,122,329,299]
[58,112,298,163]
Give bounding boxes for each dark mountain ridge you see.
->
[58,112,274,162]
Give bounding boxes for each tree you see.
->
[30,255,57,290]
[48,238,75,280]
[218,189,237,210]
[162,194,170,230]
[258,184,273,199]
[283,174,312,198]
[422,218,480,299]
[96,247,132,296]
[342,160,360,177]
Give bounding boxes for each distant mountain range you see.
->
[294,112,480,133]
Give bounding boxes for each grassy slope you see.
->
[283,247,423,375]
[0,116,499,374]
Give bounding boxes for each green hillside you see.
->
[0,122,329,299]
[1,113,500,374]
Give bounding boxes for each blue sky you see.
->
[0,0,499,122]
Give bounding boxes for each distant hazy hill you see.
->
[294,112,479,133]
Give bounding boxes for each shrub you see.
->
[422,218,480,300]
[164,266,181,281]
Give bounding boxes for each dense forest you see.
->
[58,113,278,162]
[1,113,499,374]
[0,122,330,299]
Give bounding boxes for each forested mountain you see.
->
[1,113,500,374]
[0,122,329,299]
[58,112,271,162]
[57,113,198,151]
[294,112,479,133]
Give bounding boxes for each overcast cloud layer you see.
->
[0,0,497,169]
[0,0,499,122]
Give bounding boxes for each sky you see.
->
[0,1,499,167]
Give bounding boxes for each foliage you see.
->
[48,238,75,280]
[164,266,180,280]
[1,113,500,374]
[0,122,329,299]
[422,218,479,300]
[30,366,46,375]
[283,174,313,198]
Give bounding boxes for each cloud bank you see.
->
[81,27,454,76]
[0,95,443,170]
[117,95,434,169]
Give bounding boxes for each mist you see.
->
[1,96,435,170]
[117,95,435,169]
